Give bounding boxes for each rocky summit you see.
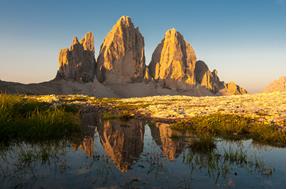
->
[56,32,96,82]
[147,28,246,94]
[1,16,248,97]
[96,16,145,84]
[148,28,197,90]
[195,60,223,93]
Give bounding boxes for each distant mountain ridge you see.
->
[0,16,247,97]
[264,76,286,93]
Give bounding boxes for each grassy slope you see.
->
[0,94,81,141]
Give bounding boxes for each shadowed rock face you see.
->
[97,119,145,172]
[195,60,224,93]
[56,32,96,82]
[148,28,197,90]
[96,16,145,84]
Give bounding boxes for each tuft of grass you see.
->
[223,148,247,164]
[170,114,285,147]
[0,94,81,141]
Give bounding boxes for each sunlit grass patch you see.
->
[170,114,285,147]
[0,94,81,141]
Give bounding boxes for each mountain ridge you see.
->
[0,16,247,97]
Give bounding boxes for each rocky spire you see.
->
[195,60,247,94]
[148,28,197,90]
[96,16,146,83]
[56,32,96,82]
[195,60,223,93]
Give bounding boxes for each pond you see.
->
[0,112,285,189]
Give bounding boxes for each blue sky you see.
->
[0,0,285,92]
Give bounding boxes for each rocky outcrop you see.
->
[56,32,96,82]
[195,60,224,93]
[264,76,286,93]
[148,28,197,90]
[0,16,249,97]
[219,82,247,95]
[147,28,246,95]
[96,16,145,84]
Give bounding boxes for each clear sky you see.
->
[0,0,285,92]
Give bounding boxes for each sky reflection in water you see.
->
[0,112,285,189]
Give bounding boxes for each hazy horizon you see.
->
[0,0,285,93]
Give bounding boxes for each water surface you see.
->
[0,112,285,189]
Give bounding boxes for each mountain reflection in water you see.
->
[0,112,285,189]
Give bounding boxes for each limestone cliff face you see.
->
[195,60,224,93]
[148,29,247,95]
[96,16,145,84]
[264,76,286,93]
[56,32,96,82]
[148,28,197,90]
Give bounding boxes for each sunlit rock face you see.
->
[97,119,145,172]
[96,16,146,84]
[219,82,248,95]
[148,28,197,90]
[149,123,187,160]
[195,60,224,93]
[148,29,247,95]
[195,60,247,95]
[56,32,96,82]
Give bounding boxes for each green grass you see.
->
[170,114,285,147]
[0,94,81,141]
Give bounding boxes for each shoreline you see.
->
[1,92,285,146]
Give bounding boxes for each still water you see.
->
[0,112,285,189]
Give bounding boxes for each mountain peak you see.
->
[115,16,133,28]
[96,16,145,83]
[164,28,183,39]
[56,32,96,82]
[80,32,95,51]
[72,36,79,45]
[148,28,197,89]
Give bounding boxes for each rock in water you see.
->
[264,76,286,92]
[148,28,197,90]
[56,32,96,82]
[96,16,145,84]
